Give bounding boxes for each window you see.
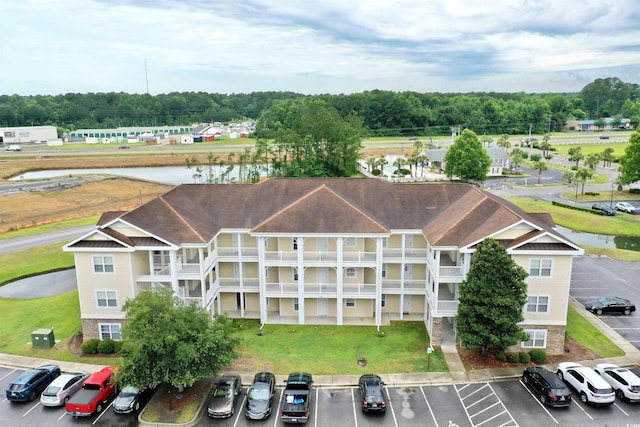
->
[293,298,299,312]
[293,267,299,281]
[530,259,552,277]
[381,294,387,308]
[381,264,387,278]
[522,329,547,348]
[293,238,298,251]
[345,237,356,247]
[345,298,356,308]
[265,267,270,278]
[382,237,388,248]
[96,290,117,308]
[345,267,356,278]
[526,295,550,313]
[99,323,121,340]
[92,255,114,273]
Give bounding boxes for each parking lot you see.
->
[3,365,640,427]
[570,257,640,350]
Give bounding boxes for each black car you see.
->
[522,367,572,407]
[113,385,155,414]
[245,372,276,420]
[208,374,242,418]
[585,296,636,315]
[6,364,61,402]
[592,203,615,216]
[358,374,387,413]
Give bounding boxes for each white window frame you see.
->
[96,290,118,308]
[526,295,550,313]
[381,294,387,308]
[345,237,357,247]
[381,263,387,278]
[99,323,121,340]
[92,255,114,273]
[529,259,552,278]
[293,298,299,312]
[345,267,356,278]
[293,267,299,281]
[345,298,356,308]
[522,329,547,348]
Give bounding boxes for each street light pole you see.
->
[610,180,615,209]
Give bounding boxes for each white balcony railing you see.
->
[437,300,459,313]
[439,266,464,278]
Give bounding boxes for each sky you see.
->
[2,0,640,96]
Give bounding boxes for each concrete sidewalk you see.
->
[2,296,639,389]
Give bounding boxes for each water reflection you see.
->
[556,225,640,252]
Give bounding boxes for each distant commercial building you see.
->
[0,125,58,144]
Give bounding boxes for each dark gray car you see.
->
[208,374,242,418]
[245,372,276,420]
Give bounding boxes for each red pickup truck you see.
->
[65,367,117,417]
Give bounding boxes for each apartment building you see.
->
[64,178,583,354]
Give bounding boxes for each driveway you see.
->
[0,269,77,298]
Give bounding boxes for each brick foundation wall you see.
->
[506,324,566,355]
[81,318,127,341]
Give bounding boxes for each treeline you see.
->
[1,77,639,137]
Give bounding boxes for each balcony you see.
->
[343,283,376,297]
[381,279,427,293]
[218,277,260,292]
[217,247,259,260]
[382,248,428,262]
[435,285,458,315]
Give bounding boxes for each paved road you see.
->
[0,269,77,298]
[0,225,94,255]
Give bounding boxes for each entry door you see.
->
[318,298,328,317]
[318,267,329,289]
[404,264,412,281]
[403,295,411,314]
[317,238,328,256]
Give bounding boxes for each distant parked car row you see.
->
[592,203,616,216]
[616,201,640,214]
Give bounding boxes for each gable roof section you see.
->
[253,185,388,234]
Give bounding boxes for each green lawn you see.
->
[231,319,448,374]
[0,216,99,240]
[0,242,75,285]
[566,306,624,358]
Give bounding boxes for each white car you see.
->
[615,202,637,213]
[557,362,615,405]
[40,371,90,407]
[4,144,21,151]
[594,363,640,402]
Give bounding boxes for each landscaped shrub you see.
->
[97,338,115,354]
[584,191,600,196]
[496,353,507,363]
[113,340,123,354]
[81,338,100,354]
[518,352,531,364]
[529,349,547,364]
[506,352,519,364]
[630,188,640,194]
[370,169,382,176]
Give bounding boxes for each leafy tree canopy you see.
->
[117,288,239,390]
[456,238,529,357]
[619,131,640,185]
[443,128,491,183]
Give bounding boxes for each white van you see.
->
[5,144,21,151]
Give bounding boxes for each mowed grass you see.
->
[505,197,640,236]
[0,216,99,240]
[566,306,625,358]
[231,320,447,374]
[0,242,75,285]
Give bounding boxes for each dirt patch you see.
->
[458,337,599,370]
[142,379,213,424]
[0,177,174,232]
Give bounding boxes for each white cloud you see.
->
[1,0,639,95]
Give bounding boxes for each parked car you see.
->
[594,363,640,402]
[592,203,616,216]
[358,374,387,413]
[118,144,130,149]
[557,362,615,405]
[600,135,610,139]
[40,371,90,407]
[6,364,61,402]
[113,385,155,414]
[615,202,637,213]
[585,296,636,315]
[522,367,571,407]
[245,372,276,420]
[208,374,242,418]
[5,144,21,151]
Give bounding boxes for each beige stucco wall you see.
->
[74,252,131,318]
[382,294,401,312]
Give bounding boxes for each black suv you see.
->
[358,374,387,413]
[592,203,615,216]
[523,367,572,407]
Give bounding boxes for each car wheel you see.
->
[625,308,631,315]
[29,391,36,401]
[596,308,603,315]
[616,389,625,400]
[580,392,588,404]
[540,394,546,405]
[64,396,69,405]
[96,403,103,414]
[557,371,563,380]
[134,402,140,412]
[523,376,528,384]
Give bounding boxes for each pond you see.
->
[556,225,640,252]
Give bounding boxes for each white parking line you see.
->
[350,388,358,427]
[92,400,115,425]
[232,393,247,427]
[22,401,40,417]
[0,369,16,381]
[567,399,593,421]
[518,380,558,425]
[419,386,439,427]
[454,383,518,427]
[273,389,283,427]
[384,386,399,427]
[614,402,629,417]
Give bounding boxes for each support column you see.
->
[336,237,344,325]
[297,238,305,324]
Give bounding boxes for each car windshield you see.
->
[43,386,61,395]
[214,387,232,398]
[248,387,270,400]
[598,298,610,305]
[120,386,139,397]
[7,384,23,391]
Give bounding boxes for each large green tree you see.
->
[619,131,640,185]
[443,128,491,183]
[456,238,529,357]
[117,288,239,391]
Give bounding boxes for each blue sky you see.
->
[2,0,640,96]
